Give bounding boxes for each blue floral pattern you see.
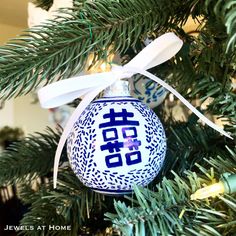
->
[67,96,166,195]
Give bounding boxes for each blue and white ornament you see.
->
[132,77,167,108]
[130,37,167,108]
[67,80,166,195]
[38,33,230,194]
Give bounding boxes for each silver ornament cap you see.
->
[103,80,130,97]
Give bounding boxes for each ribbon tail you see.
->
[127,67,233,139]
[53,78,118,188]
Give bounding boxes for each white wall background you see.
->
[0,20,53,135]
[14,95,52,134]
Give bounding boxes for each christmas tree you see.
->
[0,0,236,235]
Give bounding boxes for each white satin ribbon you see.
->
[37,32,232,188]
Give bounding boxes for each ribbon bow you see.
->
[38,32,232,188]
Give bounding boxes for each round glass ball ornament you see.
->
[67,80,166,195]
[131,77,167,108]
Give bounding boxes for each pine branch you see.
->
[0,1,234,235]
[161,120,235,179]
[106,149,236,236]
[203,146,236,174]
[0,0,196,99]
[0,128,61,186]
[205,0,236,52]
[18,168,112,235]
[166,27,236,127]
[155,103,235,178]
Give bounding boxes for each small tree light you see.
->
[191,173,236,200]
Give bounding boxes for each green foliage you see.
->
[205,0,236,52]
[168,26,236,130]
[162,119,234,178]
[0,0,235,235]
[0,0,196,99]
[0,0,235,128]
[106,149,236,236]
[0,127,114,235]
[0,128,60,186]
[18,169,113,235]
[0,117,231,235]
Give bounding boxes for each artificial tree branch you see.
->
[0,0,197,99]
[0,128,60,186]
[106,149,236,235]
